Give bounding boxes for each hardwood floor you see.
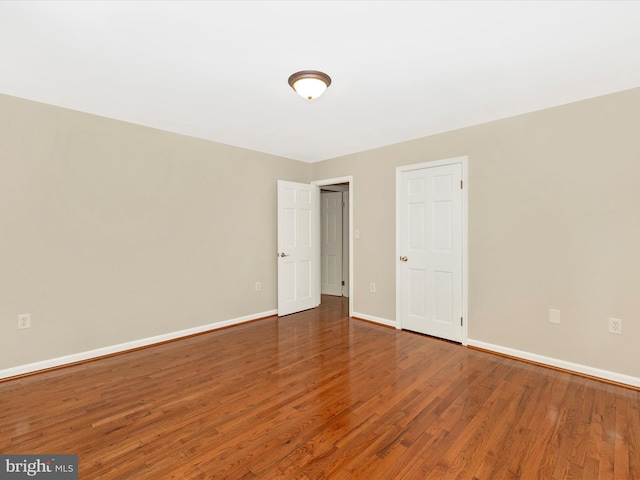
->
[1,296,638,479]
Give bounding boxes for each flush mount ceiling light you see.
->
[288,70,332,100]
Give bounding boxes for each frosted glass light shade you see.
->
[288,71,332,100]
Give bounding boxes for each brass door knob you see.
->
[400,256,408,262]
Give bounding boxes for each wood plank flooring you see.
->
[1,296,638,479]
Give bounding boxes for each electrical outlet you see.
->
[354,229,360,239]
[18,314,31,330]
[549,309,561,324]
[608,317,622,335]
[370,282,376,293]
[255,281,261,292]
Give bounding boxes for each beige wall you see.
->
[0,93,308,369]
[311,87,640,378]
[2,88,639,379]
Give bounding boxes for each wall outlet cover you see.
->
[18,314,31,330]
[608,317,622,335]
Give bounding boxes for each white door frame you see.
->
[395,157,468,344]
[342,191,350,298]
[312,176,353,317]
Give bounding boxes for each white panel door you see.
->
[321,192,343,296]
[277,180,318,316]
[400,164,463,342]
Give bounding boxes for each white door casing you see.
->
[277,180,319,316]
[397,158,467,343]
[311,176,354,317]
[321,192,343,296]
[342,191,350,298]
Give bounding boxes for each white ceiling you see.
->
[1,1,639,163]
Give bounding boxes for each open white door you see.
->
[277,180,319,316]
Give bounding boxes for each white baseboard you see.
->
[0,309,277,380]
[467,338,640,388]
[352,311,397,329]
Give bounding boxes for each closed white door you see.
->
[399,163,463,342]
[321,192,343,296]
[277,180,318,316]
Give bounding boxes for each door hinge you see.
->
[460,180,463,189]
[342,280,345,286]
[461,317,463,326]
[342,201,345,208]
